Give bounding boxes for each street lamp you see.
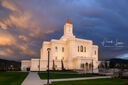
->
[92,59,93,74]
[47,48,51,84]
[39,59,40,72]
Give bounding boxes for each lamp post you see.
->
[39,59,40,72]
[47,48,51,84]
[92,59,93,74]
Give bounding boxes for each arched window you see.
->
[62,47,64,52]
[55,56,57,60]
[80,45,83,52]
[84,47,86,52]
[80,63,84,69]
[55,46,58,52]
[95,50,96,55]
[78,46,79,52]
[89,64,92,70]
[62,56,64,60]
[85,63,89,70]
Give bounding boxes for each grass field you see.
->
[49,78,128,85]
[38,72,101,79]
[0,72,28,85]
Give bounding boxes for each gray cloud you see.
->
[0,0,128,61]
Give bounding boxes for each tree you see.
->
[52,60,55,70]
[61,59,65,70]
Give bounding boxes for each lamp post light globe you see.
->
[47,48,51,84]
[47,48,51,51]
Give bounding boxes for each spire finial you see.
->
[65,17,72,24]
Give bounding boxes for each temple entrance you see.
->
[80,63,84,69]
[80,62,93,72]
[80,63,89,70]
[89,64,92,70]
[85,63,88,71]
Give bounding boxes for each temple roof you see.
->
[66,18,72,24]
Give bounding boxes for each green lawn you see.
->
[49,78,128,85]
[38,72,101,79]
[0,72,28,85]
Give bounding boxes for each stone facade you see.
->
[21,19,99,73]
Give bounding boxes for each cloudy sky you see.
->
[0,0,128,61]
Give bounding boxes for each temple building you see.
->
[21,19,99,73]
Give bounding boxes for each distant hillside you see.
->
[109,58,128,69]
[0,59,21,71]
[109,58,128,64]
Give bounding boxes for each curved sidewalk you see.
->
[22,72,111,85]
[22,72,45,85]
[50,76,111,82]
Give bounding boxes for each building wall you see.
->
[21,60,31,71]
[50,39,66,61]
[41,41,51,60]
[39,37,98,71]
[30,59,40,71]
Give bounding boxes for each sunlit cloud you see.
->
[0,47,14,56]
[0,22,7,29]
[1,12,32,30]
[19,35,31,42]
[0,31,16,45]
[17,44,37,55]
[1,0,19,12]
[0,0,56,60]
[0,50,8,56]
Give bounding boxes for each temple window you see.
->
[80,64,84,69]
[55,56,57,60]
[62,57,64,60]
[62,47,64,52]
[80,45,83,52]
[78,46,79,52]
[95,50,96,55]
[84,47,86,52]
[55,46,58,52]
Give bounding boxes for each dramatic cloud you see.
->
[19,35,31,42]
[0,31,16,45]
[0,0,128,61]
[0,21,7,29]
[1,0,18,12]
[0,48,14,56]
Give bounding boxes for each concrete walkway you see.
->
[22,72,111,85]
[50,76,111,82]
[22,72,45,85]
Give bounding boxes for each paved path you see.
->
[22,72,111,85]
[22,72,45,85]
[50,76,111,82]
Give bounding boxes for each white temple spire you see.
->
[64,18,73,36]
